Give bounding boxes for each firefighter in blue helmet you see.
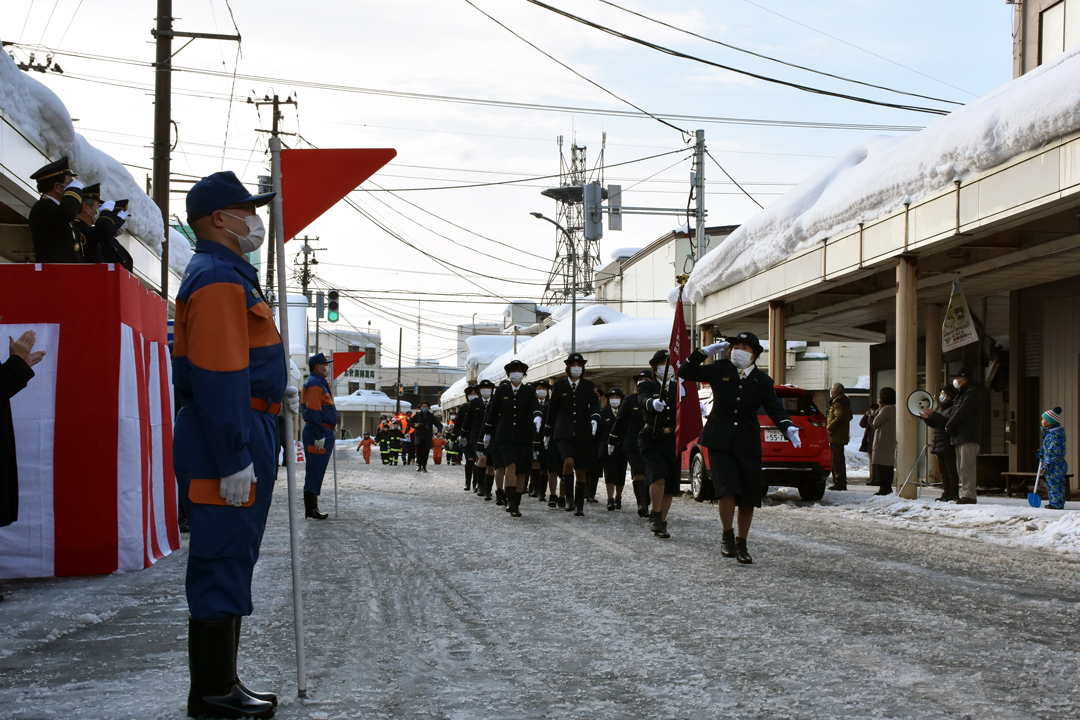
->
[173,170,296,717]
[302,352,338,519]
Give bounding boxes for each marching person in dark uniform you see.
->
[611,369,653,518]
[598,387,627,511]
[388,420,403,465]
[530,379,552,502]
[679,331,798,564]
[457,385,481,490]
[28,156,85,263]
[172,170,292,717]
[583,386,606,504]
[639,352,680,538]
[411,402,441,472]
[544,353,601,517]
[302,353,336,520]
[473,379,497,500]
[482,359,541,517]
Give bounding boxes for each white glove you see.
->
[67,178,84,190]
[219,463,254,507]
[117,210,129,221]
[534,416,542,432]
[483,434,491,447]
[702,341,729,356]
[607,444,616,456]
[543,437,550,449]
[786,426,801,448]
[283,386,299,415]
[533,451,539,460]
[591,420,598,436]
[651,399,666,412]
[314,437,326,450]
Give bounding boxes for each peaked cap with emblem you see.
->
[726,331,764,355]
[564,352,587,366]
[30,156,77,181]
[504,358,529,374]
[81,183,102,201]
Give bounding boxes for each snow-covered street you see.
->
[3,447,1080,719]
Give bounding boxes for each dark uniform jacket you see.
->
[534,399,551,455]
[921,401,954,455]
[678,350,793,459]
[483,380,540,443]
[596,407,619,459]
[640,380,678,437]
[458,396,489,446]
[411,411,441,447]
[2,355,35,528]
[945,382,984,446]
[29,190,84,263]
[610,390,646,453]
[544,377,601,440]
[76,216,135,271]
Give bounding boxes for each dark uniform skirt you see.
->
[624,440,646,477]
[706,448,762,509]
[638,428,680,496]
[603,452,628,487]
[556,438,596,471]
[489,440,533,470]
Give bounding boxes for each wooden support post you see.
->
[925,303,942,488]
[769,301,786,385]
[897,256,919,499]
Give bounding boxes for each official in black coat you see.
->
[482,359,541,516]
[411,403,441,473]
[28,157,85,263]
[598,387,627,511]
[81,197,135,271]
[543,353,601,516]
[611,369,653,517]
[638,350,680,538]
[468,379,497,500]
[2,331,46,532]
[531,379,554,502]
[678,331,797,564]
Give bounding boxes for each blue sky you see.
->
[6,1,1016,363]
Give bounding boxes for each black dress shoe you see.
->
[615,498,621,509]
[735,537,752,564]
[496,489,506,506]
[557,496,565,508]
[649,513,669,538]
[828,484,847,491]
[548,496,558,508]
[637,504,649,518]
[721,529,736,558]
[956,496,977,505]
[607,498,616,511]
[873,487,892,496]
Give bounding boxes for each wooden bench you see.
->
[1002,472,1074,500]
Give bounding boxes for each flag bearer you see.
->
[302,353,337,520]
[483,359,541,517]
[28,156,85,263]
[638,354,680,539]
[544,353,601,517]
[173,170,294,718]
[678,332,797,564]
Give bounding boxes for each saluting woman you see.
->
[678,332,798,564]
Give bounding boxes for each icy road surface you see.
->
[2,448,1079,719]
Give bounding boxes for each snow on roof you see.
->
[335,389,410,411]
[464,334,528,369]
[610,247,642,261]
[547,297,597,322]
[441,376,469,406]
[478,304,669,385]
[0,47,193,274]
[685,44,1080,304]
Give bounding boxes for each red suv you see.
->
[681,385,833,502]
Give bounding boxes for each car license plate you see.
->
[764,429,786,443]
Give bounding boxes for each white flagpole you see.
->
[270,135,308,698]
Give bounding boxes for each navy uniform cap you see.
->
[477,379,496,389]
[81,183,102,201]
[30,156,76,181]
[186,170,275,222]
[649,349,669,366]
[634,369,654,381]
[726,331,764,355]
[564,352,587,366]
[504,358,529,374]
[606,386,625,397]
[308,352,332,368]
[533,379,551,389]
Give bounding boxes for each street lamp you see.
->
[531,212,577,353]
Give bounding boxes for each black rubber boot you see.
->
[649,512,669,538]
[464,462,473,490]
[233,617,277,707]
[574,482,585,517]
[508,488,522,517]
[563,475,575,512]
[304,492,328,520]
[633,478,649,517]
[721,529,736,558]
[735,536,753,564]
[484,475,494,501]
[496,488,506,506]
[607,498,616,511]
[188,617,274,718]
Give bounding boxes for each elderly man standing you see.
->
[826,383,852,491]
[946,368,984,505]
[173,170,298,718]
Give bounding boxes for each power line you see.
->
[595,0,962,106]
[55,0,83,48]
[706,150,764,210]
[524,0,950,116]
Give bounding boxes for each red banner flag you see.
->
[670,287,702,451]
[331,351,365,381]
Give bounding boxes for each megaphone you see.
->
[906,389,937,417]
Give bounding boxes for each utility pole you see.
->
[416,302,421,364]
[693,129,706,349]
[395,328,403,415]
[151,0,239,302]
[251,94,296,302]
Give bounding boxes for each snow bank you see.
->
[0,42,193,274]
[336,388,408,411]
[685,44,1080,303]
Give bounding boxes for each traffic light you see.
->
[584,181,603,241]
[327,290,340,323]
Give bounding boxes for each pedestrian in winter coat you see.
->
[679,332,798,563]
[1038,407,1068,510]
[826,383,852,490]
[2,330,46,530]
[919,386,959,501]
[945,369,984,504]
[859,404,877,461]
[870,388,896,495]
[411,403,441,472]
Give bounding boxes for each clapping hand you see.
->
[9,331,46,368]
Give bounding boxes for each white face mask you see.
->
[536,390,547,399]
[509,372,524,383]
[609,398,621,408]
[569,366,583,379]
[480,388,492,399]
[467,395,477,402]
[221,211,266,253]
[730,349,753,369]
[952,379,962,390]
[939,394,948,403]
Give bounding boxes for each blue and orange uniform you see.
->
[172,239,286,621]
[302,368,337,496]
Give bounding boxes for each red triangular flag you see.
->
[280,148,396,241]
[331,351,365,381]
[670,288,703,451]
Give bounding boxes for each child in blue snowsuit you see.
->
[1038,407,1068,510]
